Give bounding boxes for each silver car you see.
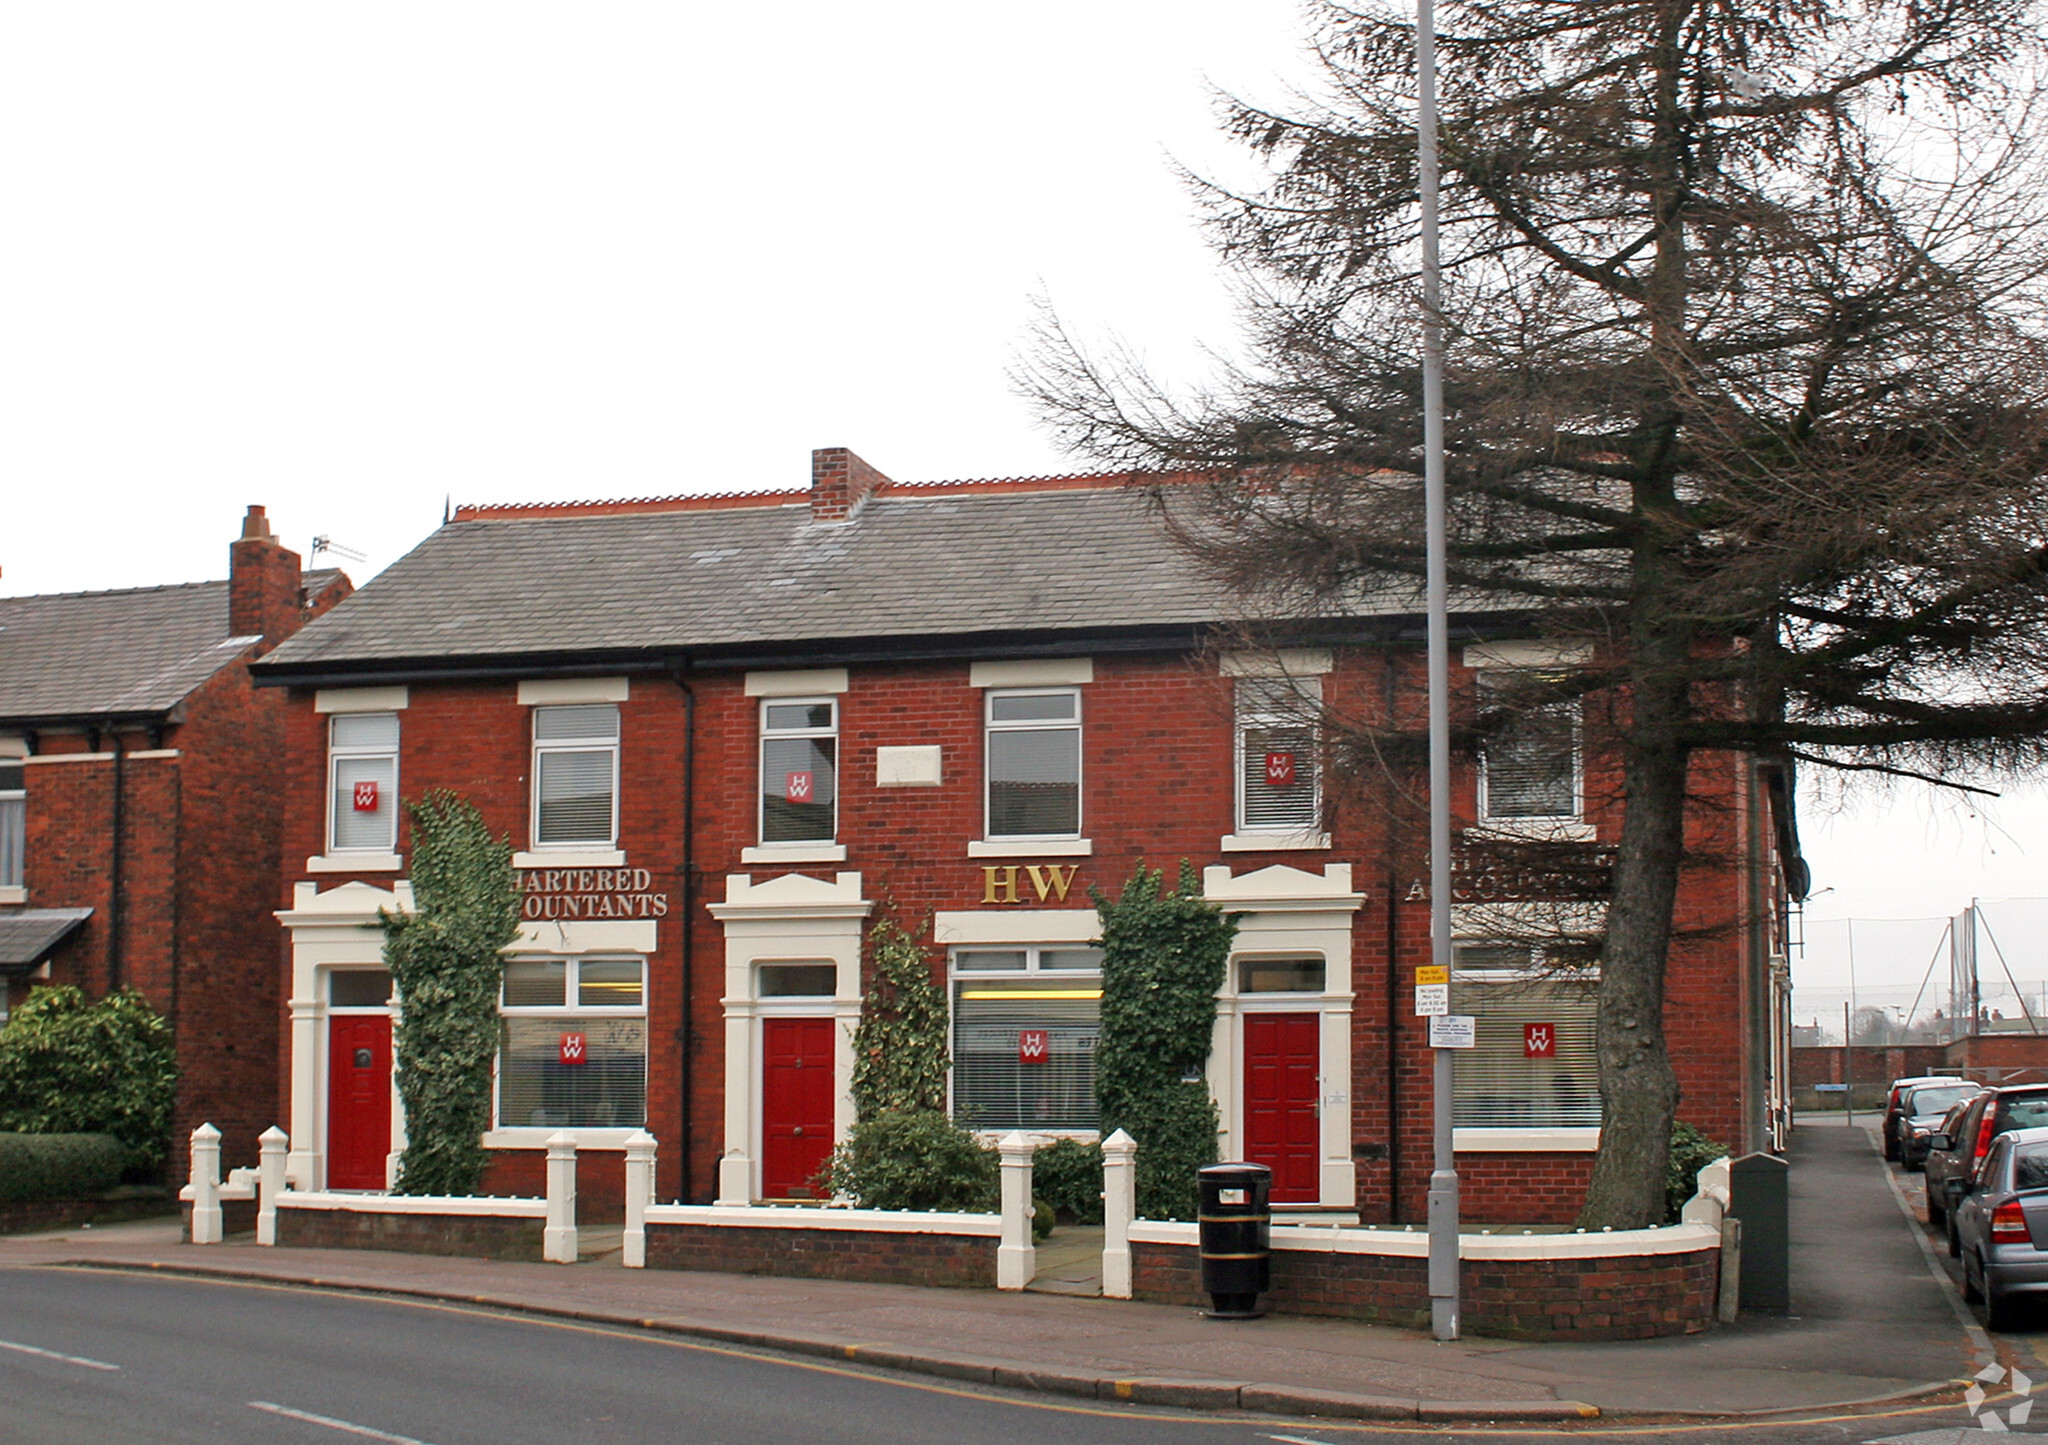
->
[1951,1124,2048,1330]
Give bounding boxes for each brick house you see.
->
[252,452,1799,1223]
[0,507,351,1162]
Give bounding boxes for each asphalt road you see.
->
[0,1267,2003,1445]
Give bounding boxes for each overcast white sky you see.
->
[3,2,2039,1012]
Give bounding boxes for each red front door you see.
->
[327,1014,393,1190]
[761,1017,837,1199]
[1244,1012,1320,1203]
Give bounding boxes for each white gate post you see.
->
[255,1126,290,1246]
[187,1123,223,1245]
[997,1131,1036,1290]
[622,1129,656,1269]
[543,1131,578,1264]
[1101,1127,1136,1299]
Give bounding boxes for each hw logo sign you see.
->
[1018,1030,1049,1065]
[352,780,380,812]
[559,1032,587,1066]
[1264,751,1296,788]
[786,771,814,803]
[1524,1023,1556,1058]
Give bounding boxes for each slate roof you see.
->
[260,485,1411,678]
[0,581,253,723]
[0,908,93,971]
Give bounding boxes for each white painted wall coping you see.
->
[275,1191,547,1218]
[645,1203,1001,1236]
[1126,1219,1721,1259]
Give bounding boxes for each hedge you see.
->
[0,1133,125,1202]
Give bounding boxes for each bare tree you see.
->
[1027,0,2048,1226]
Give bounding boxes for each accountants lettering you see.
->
[520,867,670,921]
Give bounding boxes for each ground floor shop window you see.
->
[951,946,1101,1132]
[498,956,647,1129]
[1451,944,1600,1129]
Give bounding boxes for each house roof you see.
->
[0,581,254,724]
[259,482,1422,680]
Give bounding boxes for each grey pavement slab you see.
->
[0,1122,1978,1422]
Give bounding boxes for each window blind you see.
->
[1241,722,1317,829]
[1481,701,1577,819]
[331,755,396,850]
[988,730,1079,836]
[952,984,1099,1131]
[1450,975,1600,1128]
[761,736,836,842]
[535,748,615,844]
[498,1016,647,1129]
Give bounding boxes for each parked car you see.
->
[1926,1085,2048,1244]
[1885,1076,1972,1162]
[1948,1125,2048,1330]
[1896,1080,1987,1170]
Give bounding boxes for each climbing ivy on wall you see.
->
[379,792,521,1196]
[1093,862,1238,1221]
[848,915,948,1121]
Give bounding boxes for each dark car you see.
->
[1885,1076,1971,1162]
[1950,1125,2048,1330]
[1927,1085,2048,1241]
[1897,1081,1987,1170]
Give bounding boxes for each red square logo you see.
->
[1018,1029,1049,1064]
[1524,1023,1556,1058]
[1264,751,1296,788]
[352,780,380,812]
[786,770,814,803]
[559,1032,587,1066]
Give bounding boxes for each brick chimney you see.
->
[810,447,890,522]
[229,505,305,655]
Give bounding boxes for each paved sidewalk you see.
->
[0,1120,1981,1424]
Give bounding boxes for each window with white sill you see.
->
[531,705,620,849]
[1451,943,1600,1129]
[759,698,837,844]
[327,713,399,853]
[497,956,647,1130]
[950,945,1102,1131]
[985,689,1081,840]
[0,759,23,890]
[1477,678,1581,823]
[1236,678,1320,835]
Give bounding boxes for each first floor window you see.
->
[532,705,620,847]
[0,759,22,889]
[760,699,837,843]
[1478,676,1580,821]
[951,946,1101,1130]
[1451,944,1600,1129]
[498,956,646,1129]
[328,713,399,852]
[1236,678,1319,833]
[986,689,1081,839]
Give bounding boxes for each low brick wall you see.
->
[3,1193,178,1236]
[1131,1229,1719,1341]
[181,1197,258,1241]
[644,1209,997,1288]
[275,1206,544,1262]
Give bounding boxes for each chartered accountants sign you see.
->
[519,867,670,921]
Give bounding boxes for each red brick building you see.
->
[253,452,1799,1222]
[0,507,351,1161]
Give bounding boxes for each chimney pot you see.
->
[242,505,272,540]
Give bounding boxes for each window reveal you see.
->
[532,705,620,848]
[328,713,399,852]
[760,700,837,844]
[985,689,1081,839]
[497,956,646,1129]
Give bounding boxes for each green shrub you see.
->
[0,987,177,1167]
[1032,1197,1056,1242]
[0,1133,125,1202]
[1666,1120,1728,1223]
[1093,862,1236,1221]
[1033,1137,1105,1224]
[380,793,522,1197]
[817,1110,998,1212]
[849,916,948,1120]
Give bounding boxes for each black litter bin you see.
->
[1198,1162,1272,1319]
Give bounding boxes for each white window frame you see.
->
[983,687,1083,843]
[1449,941,1601,1149]
[325,712,400,855]
[529,705,621,851]
[0,754,24,898]
[1233,677,1323,838]
[493,954,648,1138]
[948,943,1104,1136]
[758,697,838,845]
[1475,674,1584,826]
